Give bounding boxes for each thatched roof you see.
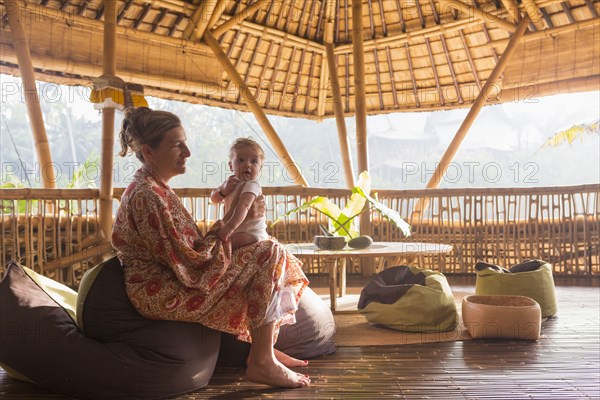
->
[1,0,598,120]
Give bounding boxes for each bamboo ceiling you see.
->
[0,0,599,120]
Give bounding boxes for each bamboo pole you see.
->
[183,2,204,39]
[325,0,355,189]
[99,0,117,242]
[500,0,521,23]
[352,0,368,175]
[438,0,518,32]
[207,0,230,31]
[204,32,309,186]
[521,0,546,30]
[184,0,219,41]
[317,50,330,117]
[325,43,355,188]
[42,241,114,272]
[413,17,531,219]
[211,0,271,38]
[352,0,372,273]
[5,0,56,189]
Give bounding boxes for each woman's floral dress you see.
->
[111,168,308,342]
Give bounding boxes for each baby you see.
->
[212,138,268,249]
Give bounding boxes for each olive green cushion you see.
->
[475,260,558,317]
[21,265,78,322]
[358,266,458,332]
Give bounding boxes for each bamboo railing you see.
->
[1,184,598,284]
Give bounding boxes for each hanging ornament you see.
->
[89,75,148,110]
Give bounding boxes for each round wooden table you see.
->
[287,242,453,311]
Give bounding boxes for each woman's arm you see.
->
[121,189,220,290]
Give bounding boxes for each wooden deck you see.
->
[1,277,598,399]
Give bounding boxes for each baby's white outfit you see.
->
[225,179,268,242]
[224,179,297,324]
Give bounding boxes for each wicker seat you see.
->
[462,295,542,340]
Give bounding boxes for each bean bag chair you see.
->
[1,257,336,398]
[357,265,458,332]
[0,258,221,400]
[80,257,335,370]
[475,259,558,317]
[218,286,337,367]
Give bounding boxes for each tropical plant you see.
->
[0,176,27,214]
[539,119,600,150]
[65,152,99,189]
[271,171,411,241]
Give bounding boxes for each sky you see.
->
[1,73,599,188]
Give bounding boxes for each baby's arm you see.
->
[210,175,240,203]
[219,191,257,241]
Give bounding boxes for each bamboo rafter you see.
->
[425,38,445,106]
[203,31,309,186]
[212,0,271,37]
[501,0,521,23]
[522,0,548,30]
[183,0,220,40]
[304,50,317,114]
[418,16,531,214]
[0,0,597,121]
[438,0,519,32]
[292,47,308,112]
[440,34,464,104]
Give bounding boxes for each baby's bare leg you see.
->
[230,232,259,250]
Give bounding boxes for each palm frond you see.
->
[539,120,600,150]
[353,187,412,237]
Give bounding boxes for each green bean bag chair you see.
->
[358,266,458,332]
[475,259,558,317]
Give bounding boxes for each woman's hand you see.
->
[248,195,266,219]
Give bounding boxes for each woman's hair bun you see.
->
[118,107,181,162]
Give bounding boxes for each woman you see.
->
[111,107,310,388]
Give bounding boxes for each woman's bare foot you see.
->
[246,358,310,388]
[247,349,308,368]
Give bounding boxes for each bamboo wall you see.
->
[0,184,597,284]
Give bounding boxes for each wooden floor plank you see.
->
[1,279,598,399]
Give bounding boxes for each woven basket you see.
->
[462,295,541,340]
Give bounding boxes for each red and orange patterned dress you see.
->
[111,167,308,342]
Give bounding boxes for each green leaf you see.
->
[270,170,411,239]
[354,186,412,237]
[270,196,342,227]
[340,171,370,219]
[335,171,371,239]
[67,152,99,189]
[309,196,342,221]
